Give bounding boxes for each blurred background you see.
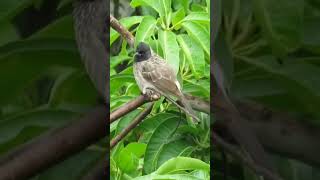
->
[213,0,320,179]
[0,0,104,179]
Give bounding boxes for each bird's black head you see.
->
[135,42,151,62]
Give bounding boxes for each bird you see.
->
[133,42,199,123]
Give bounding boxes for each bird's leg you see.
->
[142,87,161,101]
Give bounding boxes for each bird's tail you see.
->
[178,93,200,123]
[159,91,200,123]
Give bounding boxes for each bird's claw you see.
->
[143,89,161,101]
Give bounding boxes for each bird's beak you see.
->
[134,52,140,56]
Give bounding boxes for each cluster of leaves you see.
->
[0,0,105,179]
[110,0,210,179]
[213,0,320,179]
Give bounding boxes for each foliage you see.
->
[110,0,210,179]
[0,0,104,179]
[213,0,320,179]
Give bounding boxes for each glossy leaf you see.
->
[177,34,205,79]
[182,21,210,57]
[130,0,171,19]
[143,118,180,174]
[184,12,210,24]
[156,157,210,174]
[135,16,157,47]
[158,30,180,74]
[172,8,185,30]
[0,20,20,46]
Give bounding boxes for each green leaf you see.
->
[126,142,147,158]
[143,118,180,174]
[177,34,205,79]
[0,0,34,21]
[110,55,131,69]
[206,0,210,13]
[172,0,190,13]
[158,30,180,74]
[156,157,210,174]
[303,16,320,54]
[133,174,204,180]
[184,12,210,24]
[115,109,141,135]
[110,16,143,45]
[172,8,185,30]
[0,38,78,59]
[138,113,178,132]
[48,70,99,108]
[110,96,135,110]
[156,140,193,168]
[135,16,157,47]
[0,109,76,146]
[182,21,210,57]
[239,56,320,116]
[0,21,20,46]
[149,38,163,57]
[110,74,135,95]
[130,0,171,19]
[213,32,234,93]
[30,15,74,39]
[251,0,304,55]
[116,146,139,173]
[0,39,81,106]
[57,0,72,10]
[191,4,206,12]
[183,79,210,98]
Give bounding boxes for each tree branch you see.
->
[235,100,320,167]
[212,93,276,178]
[184,94,210,114]
[110,103,154,149]
[0,106,107,180]
[212,131,283,180]
[213,93,320,167]
[110,14,135,48]
[110,95,150,123]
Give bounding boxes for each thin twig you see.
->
[110,103,154,149]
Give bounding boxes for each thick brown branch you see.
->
[110,95,150,123]
[212,132,283,180]
[214,93,320,167]
[110,15,135,48]
[212,93,276,177]
[235,100,320,167]
[110,103,154,149]
[0,106,107,180]
[184,94,210,114]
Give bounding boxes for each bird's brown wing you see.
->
[141,55,181,97]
